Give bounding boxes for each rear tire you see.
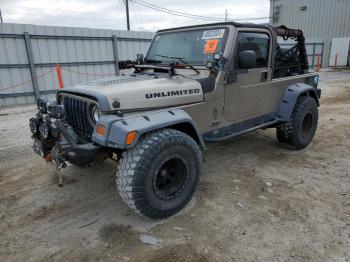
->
[276,96,318,150]
[116,128,202,219]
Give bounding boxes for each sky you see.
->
[0,0,271,32]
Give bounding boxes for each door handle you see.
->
[261,71,268,82]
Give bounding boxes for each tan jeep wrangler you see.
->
[29,22,321,219]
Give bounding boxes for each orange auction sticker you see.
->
[204,39,219,54]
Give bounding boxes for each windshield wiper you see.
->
[156,54,200,74]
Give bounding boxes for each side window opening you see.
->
[272,25,309,79]
[235,32,270,69]
[273,36,308,78]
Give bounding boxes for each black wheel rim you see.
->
[153,157,187,201]
[301,112,313,139]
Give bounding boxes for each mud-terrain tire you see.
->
[276,96,318,150]
[116,128,202,219]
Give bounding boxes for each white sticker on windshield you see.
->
[202,29,225,39]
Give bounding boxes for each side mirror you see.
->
[238,50,256,69]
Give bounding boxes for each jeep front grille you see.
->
[63,96,94,137]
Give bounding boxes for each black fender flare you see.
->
[276,83,319,122]
[92,109,206,150]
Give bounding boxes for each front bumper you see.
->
[30,112,106,167]
[53,138,103,167]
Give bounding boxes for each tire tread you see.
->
[276,96,318,150]
[116,128,202,219]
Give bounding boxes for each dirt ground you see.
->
[0,71,349,262]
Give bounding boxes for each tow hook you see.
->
[55,161,67,187]
[52,145,67,187]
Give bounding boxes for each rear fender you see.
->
[276,83,319,122]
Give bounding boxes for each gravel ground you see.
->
[0,71,349,262]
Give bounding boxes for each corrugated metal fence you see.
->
[0,23,154,107]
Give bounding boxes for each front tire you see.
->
[276,96,318,150]
[116,128,202,219]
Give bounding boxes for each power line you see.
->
[134,0,225,21]
[130,1,142,29]
[235,16,272,21]
[133,0,223,21]
[133,0,271,22]
[1,0,271,29]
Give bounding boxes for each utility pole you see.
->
[0,9,3,23]
[225,9,228,22]
[271,0,274,24]
[125,0,130,30]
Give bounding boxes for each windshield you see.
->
[146,28,227,65]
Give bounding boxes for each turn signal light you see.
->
[126,131,137,145]
[96,124,106,136]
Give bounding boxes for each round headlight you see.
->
[91,105,100,122]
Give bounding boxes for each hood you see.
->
[58,73,204,112]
